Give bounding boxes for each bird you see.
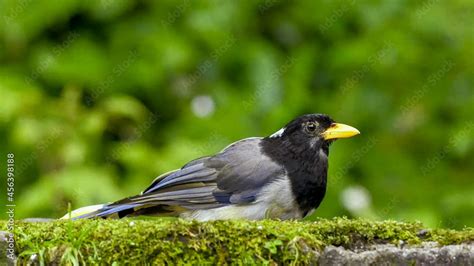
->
[63,114,360,221]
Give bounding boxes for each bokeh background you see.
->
[0,0,473,228]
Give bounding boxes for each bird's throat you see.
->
[261,138,329,216]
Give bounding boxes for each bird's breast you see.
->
[287,154,328,216]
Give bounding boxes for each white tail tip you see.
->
[60,204,105,220]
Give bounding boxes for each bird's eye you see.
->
[305,122,318,132]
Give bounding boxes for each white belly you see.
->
[180,178,303,221]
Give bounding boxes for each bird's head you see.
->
[268,114,360,149]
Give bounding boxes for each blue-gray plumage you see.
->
[65,114,359,221]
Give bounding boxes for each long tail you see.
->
[60,203,140,220]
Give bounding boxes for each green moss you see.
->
[1,217,473,265]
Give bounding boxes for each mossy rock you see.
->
[1,217,473,265]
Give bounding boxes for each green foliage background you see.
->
[0,0,472,228]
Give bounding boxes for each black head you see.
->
[261,114,360,216]
[267,114,359,150]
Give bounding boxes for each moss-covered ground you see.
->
[1,217,473,265]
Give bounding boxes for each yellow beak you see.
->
[321,123,360,140]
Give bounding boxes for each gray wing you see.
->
[208,138,287,203]
[115,138,286,209]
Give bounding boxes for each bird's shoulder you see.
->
[206,137,264,165]
[141,137,285,201]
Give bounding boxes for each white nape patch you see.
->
[270,127,286,138]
